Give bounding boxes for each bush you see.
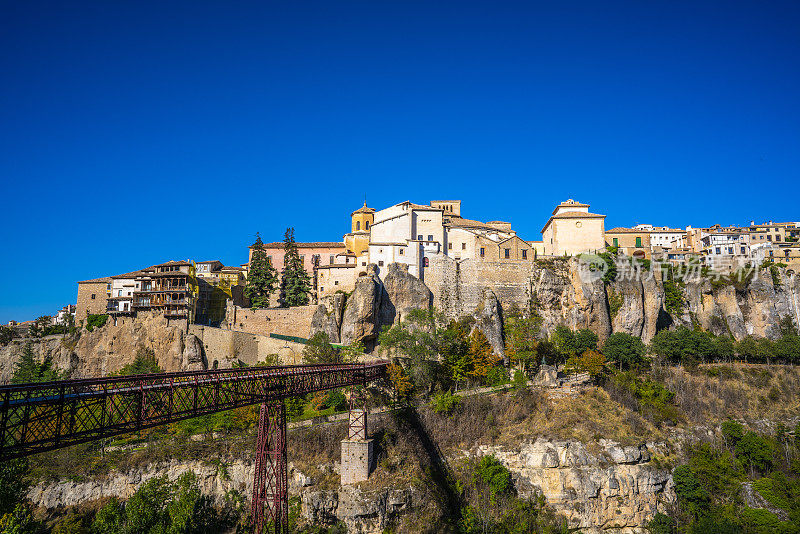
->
[118,347,164,376]
[604,333,646,370]
[85,314,108,332]
[429,390,461,415]
[485,366,509,386]
[302,332,341,364]
[673,465,709,518]
[735,431,773,474]
[473,455,513,498]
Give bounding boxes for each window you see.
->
[267,255,272,264]
[635,237,642,248]
[362,261,366,266]
[334,281,339,285]
[448,243,452,250]
[504,249,510,259]
[480,247,485,257]
[365,221,369,230]
[768,235,772,241]
[399,248,404,255]
[329,255,334,264]
[741,247,746,254]
[522,249,527,259]
[728,247,733,255]
[320,287,324,293]
[716,247,721,254]
[378,261,384,266]
[428,235,433,241]
[299,255,304,263]
[424,257,429,267]
[462,243,466,250]
[91,294,96,300]
[418,234,423,240]
[613,238,619,247]
[356,221,361,231]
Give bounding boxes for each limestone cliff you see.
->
[0,312,205,382]
[474,439,674,534]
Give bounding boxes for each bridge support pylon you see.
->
[252,401,288,534]
[341,385,374,485]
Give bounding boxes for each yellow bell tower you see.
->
[345,202,374,257]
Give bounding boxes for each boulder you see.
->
[473,288,506,364]
[379,263,432,327]
[182,334,206,371]
[340,266,383,349]
[310,293,347,343]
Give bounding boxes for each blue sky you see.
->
[1,1,798,322]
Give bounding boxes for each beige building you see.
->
[541,199,606,256]
[317,264,357,298]
[605,228,652,259]
[76,276,112,320]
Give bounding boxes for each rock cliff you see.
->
[0,312,205,382]
[474,438,674,534]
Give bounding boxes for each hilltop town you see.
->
[40,198,796,329]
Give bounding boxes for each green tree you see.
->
[603,332,646,370]
[574,328,599,354]
[11,342,62,384]
[90,498,125,534]
[0,459,29,517]
[0,326,17,346]
[550,326,577,360]
[473,455,513,499]
[647,513,676,534]
[302,332,342,364]
[118,347,164,376]
[244,234,279,309]
[721,420,744,450]
[735,431,773,475]
[673,465,709,518]
[280,228,312,307]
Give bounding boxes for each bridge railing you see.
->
[0,362,388,461]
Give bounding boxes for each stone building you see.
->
[76,276,112,321]
[133,261,197,323]
[605,227,652,259]
[541,199,606,256]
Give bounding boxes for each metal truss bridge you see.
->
[0,361,388,533]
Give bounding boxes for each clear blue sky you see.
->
[1,1,798,322]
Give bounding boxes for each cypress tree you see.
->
[244,234,279,309]
[280,228,312,307]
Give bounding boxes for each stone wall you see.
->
[425,256,532,319]
[188,325,306,367]
[76,281,109,321]
[224,304,317,339]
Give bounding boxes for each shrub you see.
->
[735,431,773,474]
[604,333,646,370]
[302,332,341,364]
[673,465,709,518]
[429,390,461,415]
[473,455,512,498]
[485,366,509,386]
[85,314,108,332]
[118,347,163,376]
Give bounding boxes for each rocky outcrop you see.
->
[474,288,506,362]
[182,334,207,371]
[0,312,210,383]
[340,267,384,349]
[473,438,674,534]
[311,293,347,343]
[302,487,413,533]
[531,259,612,342]
[379,263,432,326]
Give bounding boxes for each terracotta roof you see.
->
[317,264,356,270]
[148,260,192,267]
[110,270,145,279]
[351,202,375,216]
[551,200,590,215]
[540,212,605,234]
[250,242,345,249]
[605,227,648,234]
[221,266,244,272]
[78,276,112,284]
[447,218,497,229]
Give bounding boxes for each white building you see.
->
[701,232,751,270]
[107,270,141,313]
[634,225,686,249]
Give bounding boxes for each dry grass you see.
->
[652,363,800,424]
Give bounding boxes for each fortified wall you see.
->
[425,256,534,318]
[188,325,305,367]
[224,303,316,339]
